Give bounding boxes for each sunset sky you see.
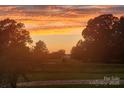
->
[1,5,124,53]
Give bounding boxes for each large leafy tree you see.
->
[0,18,32,87]
[71,14,124,63]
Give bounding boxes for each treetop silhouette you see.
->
[71,14,124,63]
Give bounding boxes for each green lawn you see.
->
[18,60,124,87]
[18,60,124,81]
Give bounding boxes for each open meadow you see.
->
[17,59,124,87]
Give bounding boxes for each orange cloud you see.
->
[30,26,83,35]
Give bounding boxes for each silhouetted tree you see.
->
[49,49,65,59]
[32,40,49,66]
[71,40,86,60]
[0,18,32,87]
[34,40,49,55]
[71,14,124,63]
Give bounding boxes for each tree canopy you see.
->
[0,18,33,87]
[71,14,124,63]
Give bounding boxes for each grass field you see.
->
[18,59,124,87]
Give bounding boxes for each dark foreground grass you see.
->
[20,62,124,81]
[24,72,124,81]
[18,61,124,88]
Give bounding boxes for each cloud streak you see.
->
[0,5,124,35]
